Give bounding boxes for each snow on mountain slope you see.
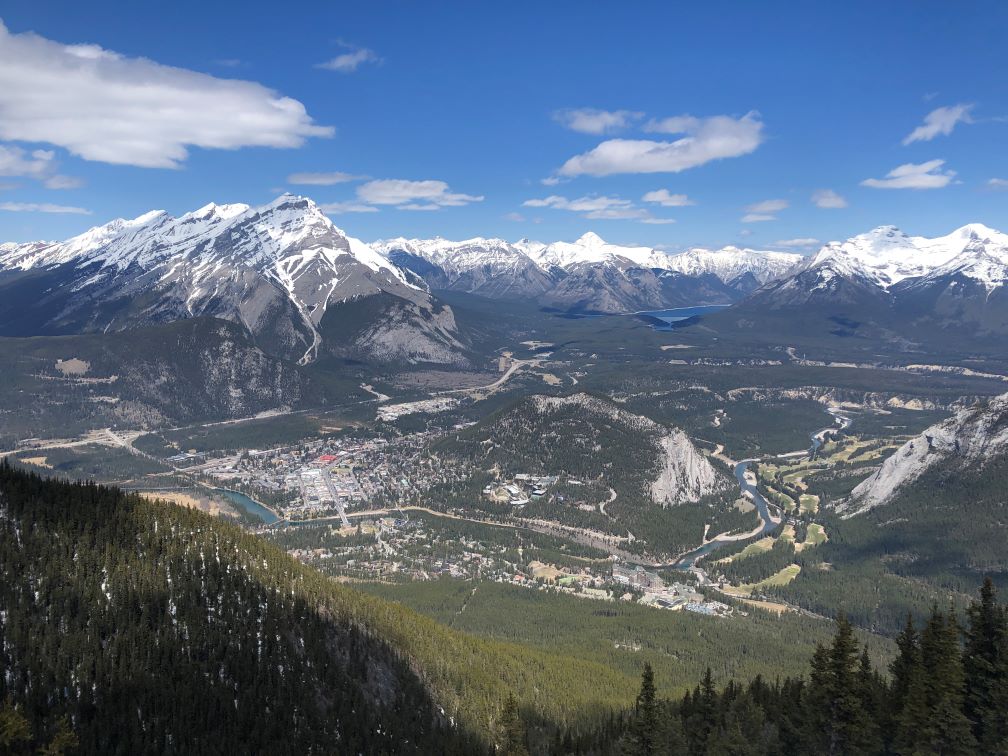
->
[664,246,801,285]
[373,236,558,297]
[0,196,457,366]
[845,392,1008,515]
[794,224,1008,290]
[373,232,800,312]
[739,223,1008,331]
[529,231,660,269]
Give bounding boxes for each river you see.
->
[668,407,853,570]
[213,488,280,525]
[669,460,778,569]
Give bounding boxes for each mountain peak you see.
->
[575,231,606,247]
[950,223,1007,244]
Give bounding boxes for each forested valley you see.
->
[2,463,1005,755]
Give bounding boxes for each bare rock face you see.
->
[532,393,730,505]
[845,392,1008,515]
[650,429,729,507]
[0,196,466,366]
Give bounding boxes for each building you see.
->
[612,564,664,591]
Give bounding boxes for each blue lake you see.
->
[638,305,730,330]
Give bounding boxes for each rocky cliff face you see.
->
[845,392,1008,515]
[0,196,466,366]
[532,393,730,505]
[650,428,730,506]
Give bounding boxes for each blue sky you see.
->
[0,1,1006,251]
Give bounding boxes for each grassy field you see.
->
[725,564,803,596]
[799,493,820,513]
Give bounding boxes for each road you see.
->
[437,356,541,398]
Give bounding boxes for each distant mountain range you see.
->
[374,231,801,313]
[3,195,1006,366]
[737,224,1008,342]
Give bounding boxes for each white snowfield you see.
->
[845,392,1008,515]
[373,231,801,287]
[796,223,1008,290]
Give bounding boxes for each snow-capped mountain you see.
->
[375,232,800,313]
[372,236,559,298]
[528,231,662,269]
[740,224,1008,336]
[662,246,801,292]
[844,391,1008,515]
[0,196,465,365]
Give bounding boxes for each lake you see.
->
[638,305,730,330]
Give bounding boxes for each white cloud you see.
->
[642,189,694,207]
[504,212,525,222]
[903,104,973,145]
[552,108,643,134]
[399,203,442,211]
[861,159,955,190]
[745,199,788,214]
[44,174,84,189]
[0,20,332,168]
[0,144,82,189]
[318,201,378,214]
[774,237,821,248]
[987,178,1008,189]
[0,201,90,214]
[523,193,672,223]
[356,179,483,209]
[0,145,55,178]
[559,112,763,176]
[540,176,563,186]
[287,171,361,186]
[316,45,380,73]
[811,188,847,208]
[741,198,787,222]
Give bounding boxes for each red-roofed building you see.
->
[318,454,338,464]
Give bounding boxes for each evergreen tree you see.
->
[889,614,921,722]
[0,697,31,753]
[626,662,658,756]
[964,577,1008,751]
[912,606,976,755]
[498,693,528,756]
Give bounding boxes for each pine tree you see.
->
[890,614,920,718]
[626,662,658,756]
[964,577,1008,750]
[912,605,976,755]
[38,716,79,756]
[498,693,528,756]
[0,697,31,753]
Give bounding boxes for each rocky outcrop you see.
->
[845,392,1008,515]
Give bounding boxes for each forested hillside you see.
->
[619,581,1008,755]
[766,452,1008,634]
[0,461,472,754]
[0,463,648,753]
